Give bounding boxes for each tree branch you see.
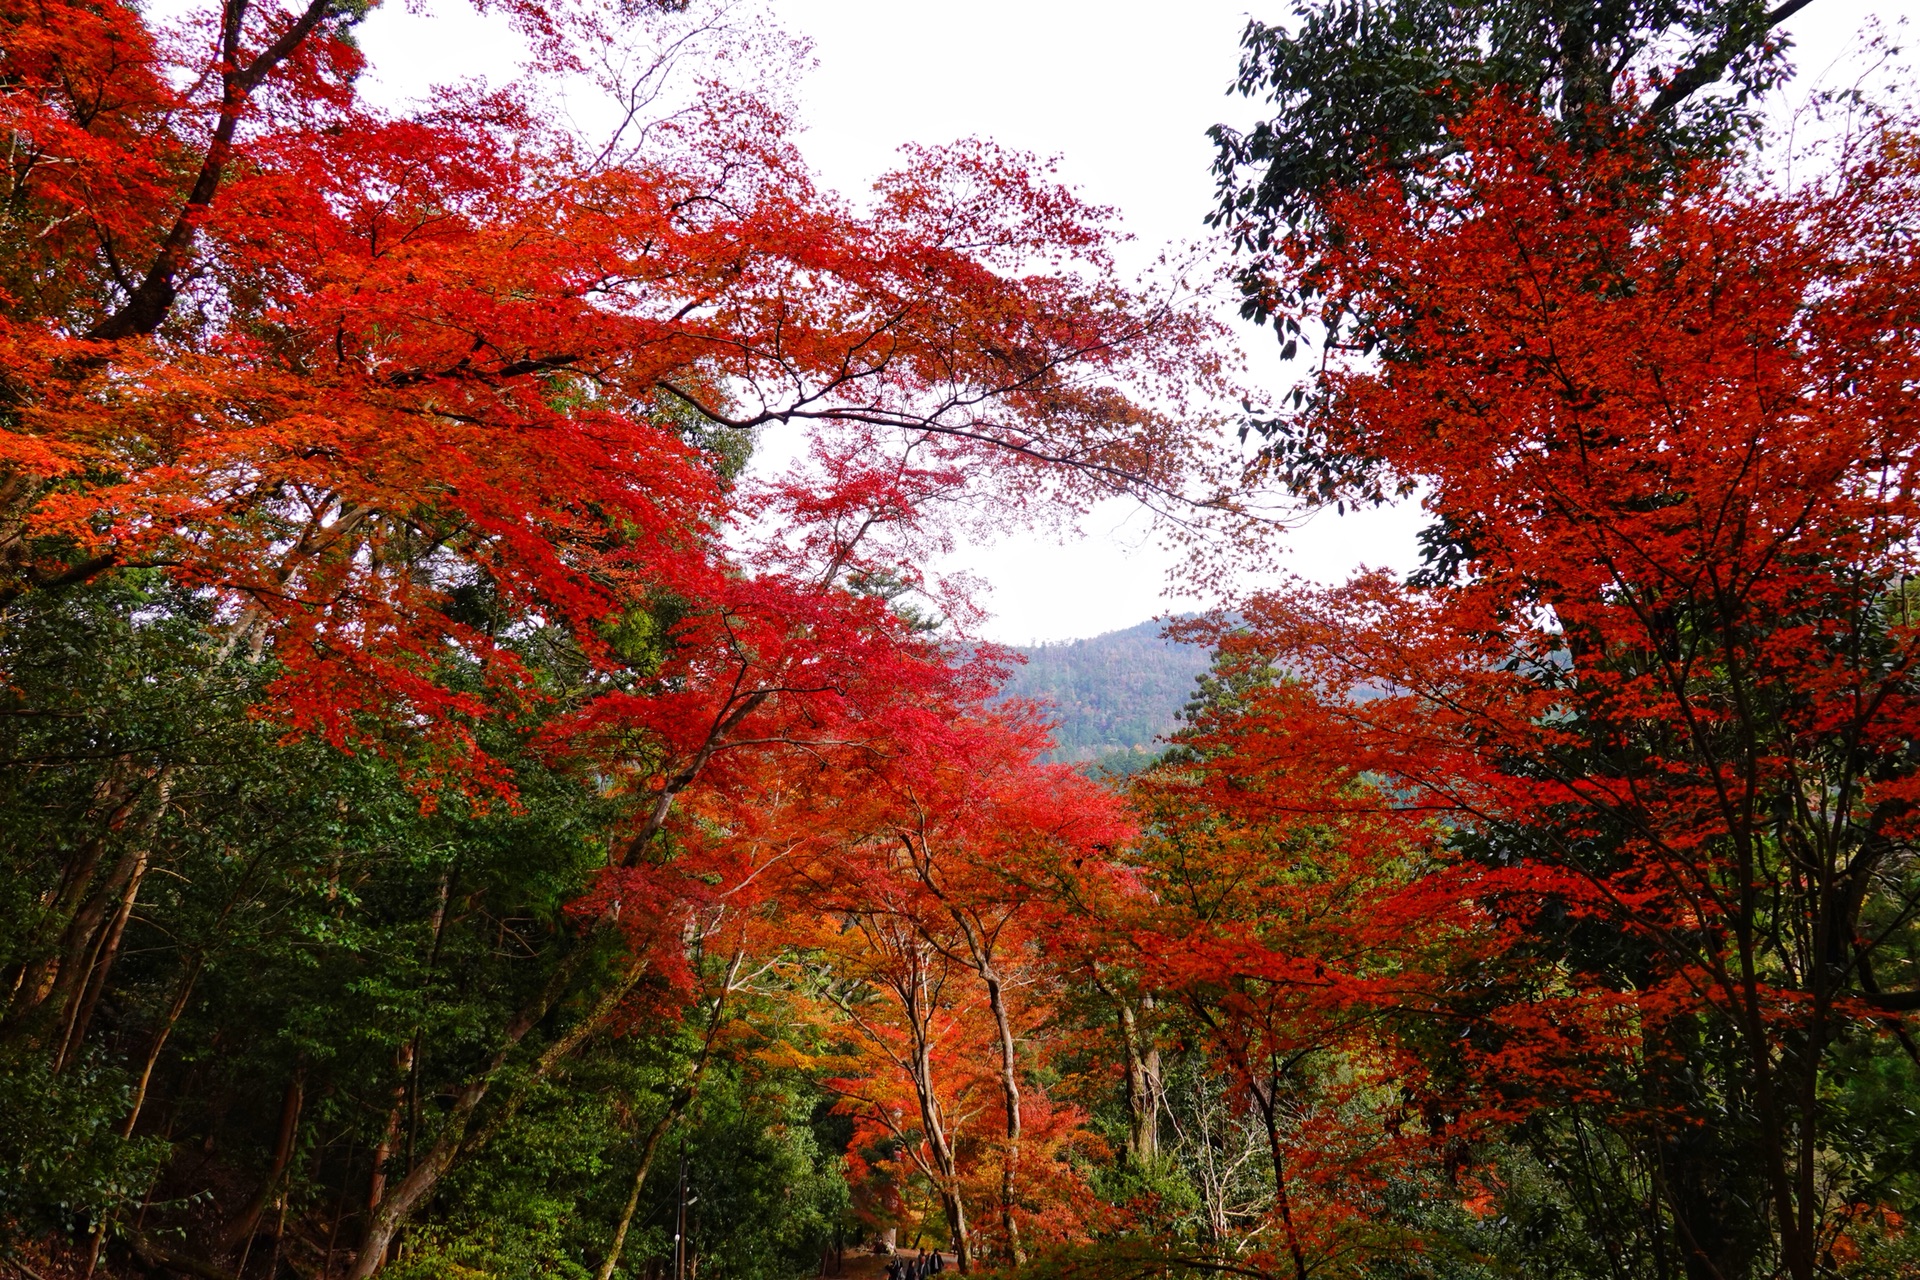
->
[86,0,337,341]
[1644,0,1818,119]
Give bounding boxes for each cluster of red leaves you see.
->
[1111,666,1482,1272]
[0,0,1223,793]
[1262,95,1920,1029]
[810,712,1132,1262]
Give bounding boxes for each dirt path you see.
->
[825,1251,956,1280]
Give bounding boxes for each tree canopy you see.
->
[5,2,1919,1280]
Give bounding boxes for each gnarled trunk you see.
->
[1115,994,1161,1165]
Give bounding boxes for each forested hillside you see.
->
[1000,621,1212,761]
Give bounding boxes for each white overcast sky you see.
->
[357,0,1913,644]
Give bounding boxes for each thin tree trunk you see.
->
[215,1069,304,1256]
[596,950,743,1280]
[1115,994,1160,1165]
[55,835,153,1072]
[1250,1073,1307,1280]
[979,967,1025,1266]
[905,985,970,1272]
[597,1119,672,1280]
[907,833,1019,1266]
[367,1043,414,1210]
[122,955,201,1139]
[46,767,174,1065]
[265,1193,289,1280]
[3,764,149,1034]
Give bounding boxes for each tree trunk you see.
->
[1249,1073,1307,1280]
[910,833,1021,1266]
[367,1043,414,1210]
[980,968,1025,1266]
[345,949,649,1279]
[938,1189,971,1273]
[47,767,174,1067]
[1115,996,1160,1165]
[3,763,150,1036]
[215,1069,304,1256]
[597,1105,677,1280]
[597,950,743,1280]
[909,1029,970,1272]
[54,828,157,1072]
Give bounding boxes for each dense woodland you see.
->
[999,623,1211,763]
[4,0,1920,1278]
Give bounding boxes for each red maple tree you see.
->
[1187,99,1920,1277]
[688,704,1130,1271]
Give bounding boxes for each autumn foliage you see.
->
[7,0,1920,1275]
[1159,100,1920,1278]
[0,0,1224,1272]
[0,0,1224,786]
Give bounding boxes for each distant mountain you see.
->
[999,619,1214,763]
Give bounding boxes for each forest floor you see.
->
[0,1240,965,1280]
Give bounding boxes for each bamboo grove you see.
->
[3,0,1919,1278]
